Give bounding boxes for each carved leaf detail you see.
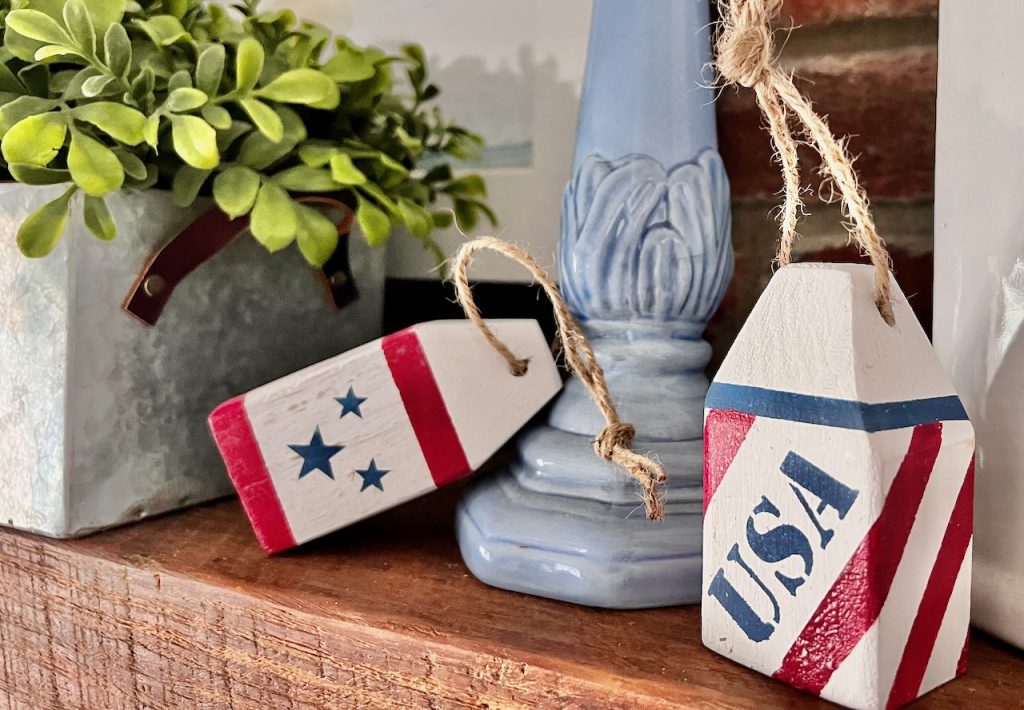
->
[559,149,732,326]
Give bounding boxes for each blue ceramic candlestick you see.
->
[455,0,733,608]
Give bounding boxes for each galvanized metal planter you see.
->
[0,185,385,537]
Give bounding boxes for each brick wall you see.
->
[707,0,938,366]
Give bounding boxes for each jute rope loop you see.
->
[717,0,896,325]
[452,237,667,521]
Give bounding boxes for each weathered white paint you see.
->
[702,264,975,709]
[211,320,562,552]
[934,0,1024,651]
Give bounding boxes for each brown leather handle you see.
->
[123,196,356,326]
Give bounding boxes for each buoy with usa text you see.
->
[702,2,976,708]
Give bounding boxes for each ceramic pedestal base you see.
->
[456,333,707,609]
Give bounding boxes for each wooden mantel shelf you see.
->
[1,492,1021,709]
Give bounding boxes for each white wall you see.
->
[262,0,593,282]
[934,0,1024,650]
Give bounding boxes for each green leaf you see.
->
[73,102,146,145]
[35,44,82,60]
[130,165,159,190]
[17,64,51,97]
[298,142,339,168]
[165,0,188,20]
[432,210,454,229]
[63,0,96,56]
[59,67,100,101]
[376,153,409,176]
[171,166,210,207]
[423,163,453,184]
[235,37,264,93]
[130,67,155,104]
[322,45,375,83]
[165,87,208,112]
[5,10,72,46]
[274,165,340,192]
[68,129,125,196]
[201,104,232,130]
[402,43,426,69]
[81,74,115,97]
[103,23,131,77]
[4,25,43,63]
[453,198,478,232]
[2,113,67,166]
[83,194,116,241]
[398,198,432,239]
[112,148,147,180]
[237,132,295,170]
[143,114,160,147]
[395,127,423,154]
[295,203,339,267]
[170,115,219,169]
[0,63,24,94]
[216,120,253,152]
[133,15,191,46]
[444,174,487,197]
[356,193,391,247]
[329,153,366,186]
[277,105,307,143]
[9,163,72,186]
[250,181,298,252]
[357,181,398,214]
[238,98,282,142]
[83,0,127,32]
[17,185,77,258]
[254,68,339,109]
[196,44,225,96]
[167,70,193,92]
[213,166,260,219]
[453,197,498,232]
[0,96,58,134]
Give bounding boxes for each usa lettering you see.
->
[707,452,860,642]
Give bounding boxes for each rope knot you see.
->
[717,0,783,88]
[595,422,636,461]
[452,237,668,521]
[717,19,774,88]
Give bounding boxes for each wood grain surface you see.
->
[0,490,1020,709]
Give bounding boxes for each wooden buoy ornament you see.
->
[210,319,562,553]
[703,3,975,709]
[702,266,974,709]
[211,237,669,553]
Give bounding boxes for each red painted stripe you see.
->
[773,422,944,693]
[208,397,296,554]
[383,328,472,487]
[886,459,974,709]
[704,409,756,513]
[956,630,970,676]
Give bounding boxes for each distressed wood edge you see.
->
[0,531,738,709]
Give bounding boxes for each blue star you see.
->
[336,386,367,419]
[356,459,389,492]
[289,427,344,480]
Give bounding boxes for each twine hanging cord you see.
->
[716,0,895,325]
[451,237,667,521]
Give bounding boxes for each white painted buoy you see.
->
[210,319,562,553]
[702,264,975,710]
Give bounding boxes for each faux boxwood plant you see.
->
[0,0,494,266]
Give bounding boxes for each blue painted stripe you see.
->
[705,383,969,432]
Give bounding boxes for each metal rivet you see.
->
[143,275,166,297]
